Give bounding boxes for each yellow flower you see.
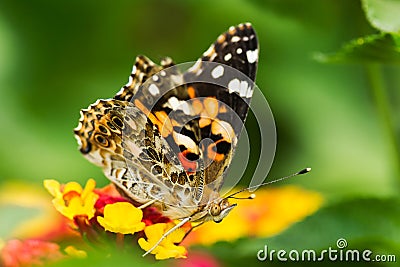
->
[43,179,99,220]
[184,185,323,245]
[138,222,187,260]
[64,246,87,259]
[97,202,145,234]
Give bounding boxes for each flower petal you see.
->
[64,246,87,259]
[43,180,62,198]
[81,179,96,200]
[139,223,187,260]
[97,202,145,234]
[63,182,83,194]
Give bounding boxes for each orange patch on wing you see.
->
[171,119,180,127]
[219,104,228,113]
[199,118,211,128]
[206,143,225,162]
[192,99,204,115]
[217,34,226,44]
[214,153,225,162]
[211,120,235,143]
[178,152,197,173]
[134,99,158,126]
[187,86,196,99]
[204,97,219,119]
[155,111,173,137]
[134,99,150,115]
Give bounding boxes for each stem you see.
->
[365,63,400,182]
[116,233,125,250]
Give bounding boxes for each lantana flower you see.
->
[0,239,64,267]
[138,222,188,260]
[64,246,87,259]
[97,202,145,234]
[43,179,99,220]
[41,178,322,263]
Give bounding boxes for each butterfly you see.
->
[74,23,260,253]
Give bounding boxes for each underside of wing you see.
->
[75,23,259,215]
[126,23,259,204]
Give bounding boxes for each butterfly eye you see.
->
[210,204,221,216]
[95,134,109,147]
[220,199,230,209]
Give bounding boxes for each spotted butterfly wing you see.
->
[74,23,258,221]
[122,23,258,215]
[182,23,258,196]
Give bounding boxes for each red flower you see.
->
[1,239,64,267]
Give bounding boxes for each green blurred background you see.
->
[1,0,399,266]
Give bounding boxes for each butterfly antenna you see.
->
[226,167,311,199]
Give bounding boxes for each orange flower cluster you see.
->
[43,179,189,260]
[0,239,63,267]
[1,179,323,266]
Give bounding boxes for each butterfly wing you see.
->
[123,23,258,206]
[75,23,258,218]
[182,23,259,200]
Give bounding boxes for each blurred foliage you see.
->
[1,0,400,266]
[314,34,400,64]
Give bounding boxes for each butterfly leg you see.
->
[142,216,192,257]
[137,199,157,209]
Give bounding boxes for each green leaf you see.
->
[208,198,400,262]
[362,0,400,34]
[314,33,400,64]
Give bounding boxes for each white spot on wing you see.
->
[116,87,125,96]
[209,52,217,61]
[239,81,249,97]
[236,48,242,54]
[125,75,133,86]
[246,49,258,64]
[188,59,203,76]
[74,134,82,146]
[148,84,160,96]
[211,65,224,79]
[231,36,241,42]
[171,74,183,84]
[228,78,240,94]
[246,87,254,98]
[160,70,166,76]
[173,132,198,153]
[181,101,191,115]
[168,96,180,110]
[203,44,215,57]
[224,53,232,61]
[131,65,137,74]
[152,75,159,82]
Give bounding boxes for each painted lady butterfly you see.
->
[74,23,288,253]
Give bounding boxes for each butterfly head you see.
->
[208,198,237,223]
[206,168,312,223]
